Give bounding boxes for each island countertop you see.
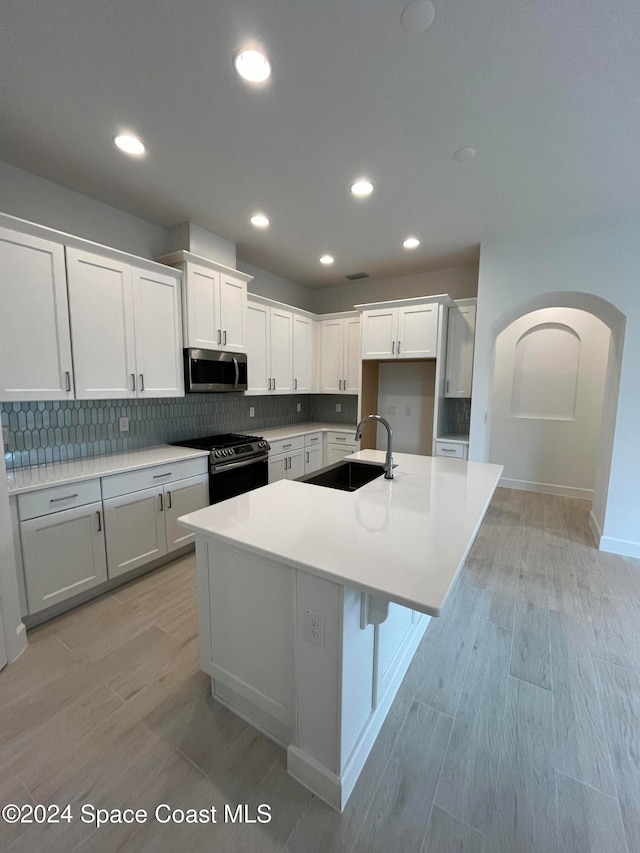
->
[178,450,503,616]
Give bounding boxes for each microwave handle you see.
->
[232,356,239,388]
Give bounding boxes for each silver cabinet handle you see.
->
[335,436,346,441]
[131,373,136,392]
[306,451,309,463]
[167,491,172,509]
[223,330,227,345]
[309,437,319,443]
[344,377,347,388]
[392,341,395,355]
[398,341,401,354]
[96,510,102,532]
[153,472,172,479]
[338,379,342,390]
[158,493,164,511]
[217,329,222,344]
[272,377,276,390]
[446,380,450,393]
[50,493,78,503]
[440,448,456,454]
[65,371,72,392]
[283,443,292,449]
[284,457,288,471]
[294,378,297,390]
[139,374,144,392]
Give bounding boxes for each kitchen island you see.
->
[178,450,502,810]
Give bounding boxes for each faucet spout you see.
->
[355,414,394,479]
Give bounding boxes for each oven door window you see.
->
[210,459,268,503]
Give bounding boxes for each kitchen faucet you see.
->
[355,414,394,479]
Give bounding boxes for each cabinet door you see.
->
[375,603,415,704]
[327,444,355,465]
[320,319,343,393]
[103,486,167,578]
[165,474,209,553]
[285,448,305,480]
[268,454,287,484]
[246,300,271,394]
[133,267,184,398]
[0,228,74,401]
[343,317,361,393]
[292,314,313,393]
[304,444,323,474]
[397,304,438,358]
[270,307,293,393]
[445,305,476,398]
[361,308,397,359]
[20,501,107,614]
[66,248,136,399]
[183,262,220,349]
[219,273,247,351]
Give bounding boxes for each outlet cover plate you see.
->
[119,417,129,432]
[303,609,325,647]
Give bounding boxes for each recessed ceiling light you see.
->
[452,146,477,162]
[351,179,374,198]
[250,213,270,228]
[401,0,436,34]
[320,255,335,265]
[114,134,146,156]
[234,48,271,84]
[403,237,420,249]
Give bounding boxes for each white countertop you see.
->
[179,450,503,617]
[6,445,209,495]
[436,434,470,444]
[258,422,356,442]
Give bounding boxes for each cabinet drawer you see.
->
[304,431,323,447]
[18,479,102,521]
[268,435,305,457]
[101,456,208,499]
[435,441,466,459]
[326,430,357,448]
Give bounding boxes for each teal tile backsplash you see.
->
[2,394,358,469]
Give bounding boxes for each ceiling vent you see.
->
[345,271,369,280]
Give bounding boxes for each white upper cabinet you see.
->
[158,252,251,352]
[67,248,137,399]
[445,303,476,398]
[0,227,74,401]
[292,313,313,393]
[361,301,438,360]
[319,315,360,394]
[67,247,183,400]
[269,306,294,394]
[132,268,183,398]
[246,300,271,394]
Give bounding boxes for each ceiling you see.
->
[1,1,639,288]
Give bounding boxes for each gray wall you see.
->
[0,160,170,259]
[310,265,478,314]
[238,260,315,312]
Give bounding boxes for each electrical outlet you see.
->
[405,405,413,416]
[387,405,396,416]
[303,609,325,647]
[2,426,8,445]
[249,406,255,417]
[297,403,302,412]
[118,417,129,432]
[336,403,342,413]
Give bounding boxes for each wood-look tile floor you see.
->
[2,489,640,851]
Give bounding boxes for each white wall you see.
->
[377,362,435,455]
[471,214,640,556]
[311,266,478,314]
[0,160,170,259]
[489,308,610,498]
[238,260,315,313]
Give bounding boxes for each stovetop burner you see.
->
[174,432,263,451]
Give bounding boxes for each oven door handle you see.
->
[211,455,268,474]
[232,356,239,389]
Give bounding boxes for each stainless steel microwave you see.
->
[184,348,248,392]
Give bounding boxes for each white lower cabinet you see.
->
[304,444,323,474]
[434,440,468,460]
[103,472,209,578]
[20,500,107,614]
[326,430,359,465]
[269,449,305,483]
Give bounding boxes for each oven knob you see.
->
[215,450,222,458]
[226,449,233,456]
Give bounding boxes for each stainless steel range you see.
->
[172,433,270,504]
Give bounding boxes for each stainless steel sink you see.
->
[296,460,386,492]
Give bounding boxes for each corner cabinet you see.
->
[157,251,251,353]
[445,302,476,398]
[66,248,183,400]
[319,315,360,393]
[359,300,439,360]
[0,226,75,401]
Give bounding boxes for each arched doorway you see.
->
[486,292,626,545]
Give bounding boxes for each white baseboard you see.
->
[499,477,593,501]
[588,510,603,547]
[287,746,342,811]
[599,536,640,559]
